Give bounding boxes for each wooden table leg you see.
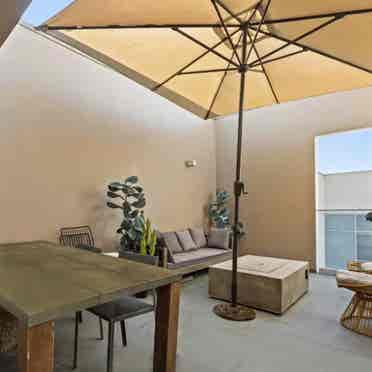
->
[17,321,54,372]
[153,282,181,372]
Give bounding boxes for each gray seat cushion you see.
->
[189,227,207,248]
[208,228,230,250]
[171,248,231,268]
[176,230,197,252]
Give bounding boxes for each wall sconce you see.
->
[185,160,197,168]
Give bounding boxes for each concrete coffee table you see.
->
[209,255,309,314]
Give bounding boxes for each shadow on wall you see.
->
[0,26,216,247]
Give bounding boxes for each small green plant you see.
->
[107,176,146,252]
[140,218,157,256]
[208,190,231,229]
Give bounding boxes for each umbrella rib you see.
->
[179,67,238,75]
[173,27,240,68]
[152,28,240,91]
[248,25,372,75]
[205,29,246,120]
[245,0,272,65]
[211,0,241,64]
[250,49,308,68]
[250,8,372,26]
[247,31,279,104]
[204,67,231,120]
[41,23,241,31]
[248,16,344,67]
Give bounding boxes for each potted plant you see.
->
[208,190,245,243]
[107,176,159,266]
[208,190,231,229]
[120,217,159,267]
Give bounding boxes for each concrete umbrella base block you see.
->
[213,303,256,321]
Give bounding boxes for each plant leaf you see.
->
[107,191,121,198]
[125,176,138,185]
[107,202,122,209]
[133,186,143,193]
[108,182,123,192]
[132,198,146,209]
[130,210,139,218]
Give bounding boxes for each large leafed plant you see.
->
[208,190,231,229]
[107,176,146,252]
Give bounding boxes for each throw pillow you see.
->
[162,231,183,256]
[176,230,197,252]
[208,228,230,250]
[189,227,207,248]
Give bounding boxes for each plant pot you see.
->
[119,251,159,298]
[119,251,159,266]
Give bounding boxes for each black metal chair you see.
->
[59,225,104,328]
[75,297,154,372]
[59,226,156,372]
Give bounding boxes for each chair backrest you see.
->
[59,225,95,248]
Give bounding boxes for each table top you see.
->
[210,255,309,279]
[0,241,181,326]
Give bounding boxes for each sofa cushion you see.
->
[208,228,230,250]
[189,227,207,248]
[162,232,183,264]
[176,230,197,252]
[172,248,231,267]
[336,269,372,287]
[361,262,372,272]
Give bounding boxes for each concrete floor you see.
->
[2,273,372,372]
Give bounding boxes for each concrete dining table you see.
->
[0,241,182,372]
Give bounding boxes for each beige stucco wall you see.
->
[0,25,216,250]
[0,0,30,47]
[216,88,372,269]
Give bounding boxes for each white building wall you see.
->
[323,170,372,210]
[316,170,372,271]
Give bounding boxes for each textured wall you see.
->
[0,25,216,250]
[216,87,372,269]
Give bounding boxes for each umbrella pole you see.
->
[213,28,256,321]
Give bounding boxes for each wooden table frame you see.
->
[0,241,181,372]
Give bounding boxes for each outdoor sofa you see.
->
[157,227,232,273]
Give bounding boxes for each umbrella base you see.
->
[213,303,256,321]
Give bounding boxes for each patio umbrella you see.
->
[41,0,372,320]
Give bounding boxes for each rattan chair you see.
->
[337,262,372,337]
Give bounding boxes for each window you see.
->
[325,213,372,269]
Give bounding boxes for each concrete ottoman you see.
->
[209,255,309,314]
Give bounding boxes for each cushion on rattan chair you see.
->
[0,307,17,353]
[336,270,372,287]
[361,262,372,272]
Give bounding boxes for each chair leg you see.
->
[99,317,104,340]
[107,321,115,372]
[73,312,79,369]
[120,320,127,347]
[78,311,83,323]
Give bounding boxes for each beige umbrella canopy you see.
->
[42,0,372,320]
[42,0,372,119]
